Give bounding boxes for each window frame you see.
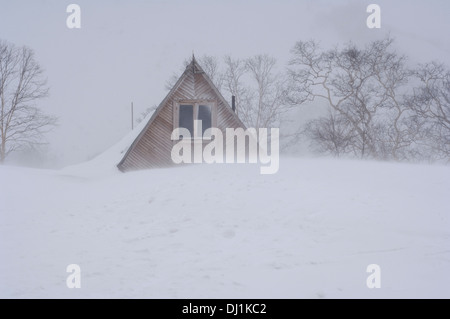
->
[173,100,217,141]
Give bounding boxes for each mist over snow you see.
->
[1,158,449,298]
[1,0,450,299]
[1,0,449,167]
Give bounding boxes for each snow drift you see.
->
[1,156,449,298]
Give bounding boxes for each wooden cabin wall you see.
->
[119,71,244,172]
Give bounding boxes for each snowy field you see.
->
[1,157,449,298]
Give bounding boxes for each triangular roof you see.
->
[117,57,246,171]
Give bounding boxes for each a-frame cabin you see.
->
[117,57,246,172]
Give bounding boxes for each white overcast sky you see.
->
[1,0,449,167]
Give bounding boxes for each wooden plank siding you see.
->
[117,58,247,172]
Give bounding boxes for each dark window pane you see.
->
[179,105,193,137]
[198,105,212,136]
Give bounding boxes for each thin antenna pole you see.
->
[131,102,134,130]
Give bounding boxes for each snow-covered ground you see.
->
[1,157,449,298]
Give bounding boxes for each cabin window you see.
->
[179,104,194,136]
[198,105,212,136]
[174,101,215,140]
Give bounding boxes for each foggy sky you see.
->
[1,0,449,167]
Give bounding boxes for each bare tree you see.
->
[244,55,289,128]
[199,55,223,92]
[0,40,56,163]
[223,55,248,117]
[304,110,354,157]
[407,62,450,161]
[287,38,417,160]
[222,54,289,129]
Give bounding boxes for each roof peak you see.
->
[186,54,203,74]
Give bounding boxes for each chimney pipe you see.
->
[232,95,236,112]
